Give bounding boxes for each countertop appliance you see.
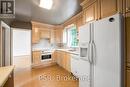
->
[0,21,11,67]
[79,14,124,87]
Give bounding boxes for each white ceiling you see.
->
[15,0,82,25]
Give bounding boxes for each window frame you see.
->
[63,24,78,48]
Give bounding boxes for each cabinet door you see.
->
[40,30,50,39]
[4,72,14,87]
[52,51,57,62]
[126,0,130,13]
[50,29,55,43]
[32,27,40,44]
[55,29,63,43]
[127,69,130,87]
[100,0,119,18]
[66,53,71,72]
[59,51,65,68]
[76,14,83,30]
[83,2,97,23]
[56,51,62,66]
[32,51,41,65]
[126,14,130,64]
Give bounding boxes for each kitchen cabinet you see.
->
[52,51,57,62]
[50,29,56,44]
[126,69,130,87]
[55,50,71,72]
[65,52,71,72]
[60,51,66,68]
[55,28,63,43]
[81,0,98,23]
[55,29,63,43]
[56,51,62,66]
[32,51,41,65]
[99,0,122,18]
[83,2,97,23]
[76,13,83,30]
[4,72,14,87]
[126,14,130,64]
[32,27,40,44]
[56,51,65,68]
[126,0,130,13]
[40,29,50,39]
[126,7,130,87]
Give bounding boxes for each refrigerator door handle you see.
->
[92,42,96,64]
[88,43,93,64]
[88,43,91,63]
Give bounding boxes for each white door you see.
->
[93,14,123,87]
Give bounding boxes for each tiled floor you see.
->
[14,65,79,87]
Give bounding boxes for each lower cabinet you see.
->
[65,53,71,72]
[32,51,41,65]
[4,72,14,87]
[55,51,71,72]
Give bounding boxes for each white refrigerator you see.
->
[79,14,124,87]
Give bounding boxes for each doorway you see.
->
[12,28,31,70]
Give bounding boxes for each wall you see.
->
[11,20,32,29]
[13,28,31,56]
[32,39,55,51]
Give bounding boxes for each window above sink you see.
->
[63,24,78,47]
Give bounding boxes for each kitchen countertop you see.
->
[32,49,80,55]
[56,49,79,55]
[0,66,14,87]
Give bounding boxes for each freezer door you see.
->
[79,23,90,44]
[93,14,124,87]
[79,23,91,61]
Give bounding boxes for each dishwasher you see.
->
[71,54,80,78]
[71,53,91,87]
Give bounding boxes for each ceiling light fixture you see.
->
[39,0,53,10]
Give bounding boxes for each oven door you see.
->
[41,54,52,61]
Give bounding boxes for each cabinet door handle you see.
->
[126,7,130,12]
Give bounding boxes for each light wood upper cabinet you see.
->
[76,12,83,29]
[32,27,40,44]
[55,29,63,43]
[32,51,41,65]
[50,29,56,44]
[40,29,50,39]
[84,3,97,23]
[99,0,122,18]
[81,0,98,23]
[126,0,130,13]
